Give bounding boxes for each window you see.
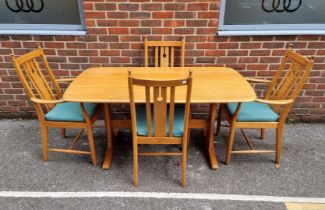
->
[0,0,86,35]
[218,0,325,36]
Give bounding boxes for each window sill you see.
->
[218,30,325,36]
[0,30,86,36]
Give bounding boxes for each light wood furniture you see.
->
[144,37,185,67]
[128,70,192,187]
[64,67,257,171]
[12,47,100,165]
[216,46,314,168]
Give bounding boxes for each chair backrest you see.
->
[128,71,192,138]
[264,46,314,112]
[144,37,185,67]
[11,46,62,112]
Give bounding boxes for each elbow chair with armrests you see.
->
[128,70,192,187]
[216,46,314,168]
[11,46,100,165]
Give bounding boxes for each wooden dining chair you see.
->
[128,70,192,187]
[11,46,100,165]
[144,37,185,67]
[216,46,314,168]
[144,37,194,140]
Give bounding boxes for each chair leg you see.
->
[69,129,84,149]
[225,124,236,165]
[86,124,97,166]
[187,108,192,146]
[239,129,254,150]
[60,128,66,138]
[40,125,48,161]
[216,104,223,136]
[182,137,188,187]
[261,128,266,140]
[133,138,139,186]
[186,129,191,147]
[275,127,283,169]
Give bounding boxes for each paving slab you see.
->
[0,119,324,209]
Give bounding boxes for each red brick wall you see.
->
[0,0,324,121]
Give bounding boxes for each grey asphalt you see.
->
[0,119,324,210]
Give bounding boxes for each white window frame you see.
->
[218,0,325,36]
[0,0,86,36]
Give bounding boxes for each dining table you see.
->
[63,67,257,170]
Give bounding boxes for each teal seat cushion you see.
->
[45,102,98,122]
[226,102,279,122]
[136,105,185,137]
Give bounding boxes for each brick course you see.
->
[0,0,324,122]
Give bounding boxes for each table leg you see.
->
[102,103,115,170]
[207,103,218,170]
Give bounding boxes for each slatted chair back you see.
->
[264,47,314,112]
[12,47,99,166]
[11,46,62,112]
[128,71,192,138]
[217,46,314,168]
[144,37,185,67]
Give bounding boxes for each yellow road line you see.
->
[286,203,325,210]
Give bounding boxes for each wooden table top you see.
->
[63,67,256,103]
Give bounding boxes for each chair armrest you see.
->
[56,77,75,83]
[245,77,272,83]
[30,97,65,104]
[256,98,294,105]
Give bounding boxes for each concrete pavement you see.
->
[0,119,324,209]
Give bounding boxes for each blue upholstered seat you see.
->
[226,102,279,122]
[45,102,98,122]
[136,105,185,137]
